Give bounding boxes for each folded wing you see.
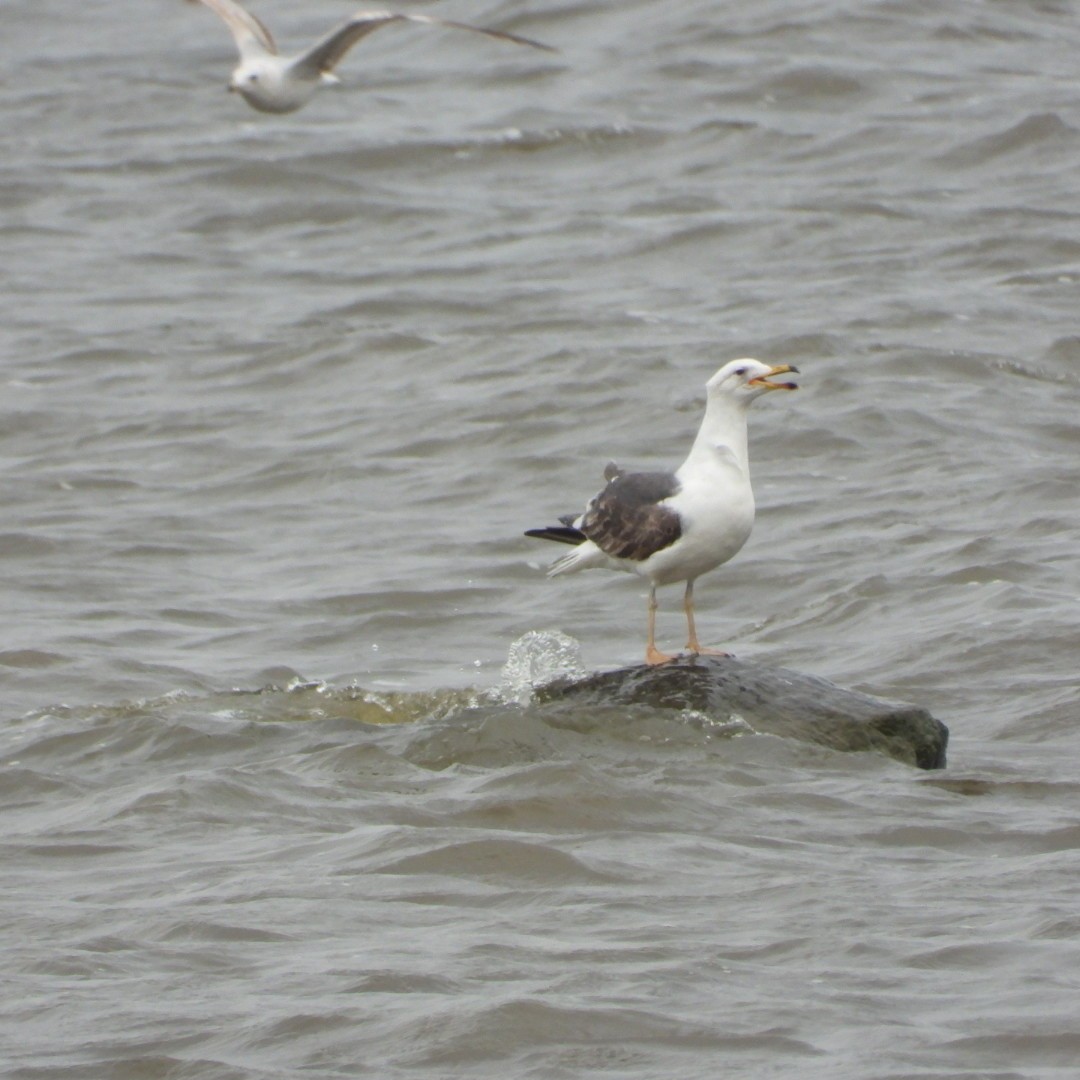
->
[581,471,683,562]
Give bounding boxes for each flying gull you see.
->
[185,0,556,114]
[526,359,799,665]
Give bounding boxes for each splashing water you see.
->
[497,631,588,704]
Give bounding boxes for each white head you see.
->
[705,358,799,405]
[228,58,316,114]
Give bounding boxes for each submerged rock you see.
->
[535,655,948,770]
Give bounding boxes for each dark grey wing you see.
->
[581,471,682,561]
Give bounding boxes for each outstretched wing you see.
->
[188,0,276,59]
[580,470,683,562]
[292,11,556,77]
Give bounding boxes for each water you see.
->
[2,0,1080,1076]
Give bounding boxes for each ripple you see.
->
[936,112,1078,168]
[374,838,619,884]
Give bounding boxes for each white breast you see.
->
[638,448,755,586]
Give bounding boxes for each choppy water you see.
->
[3,1,1080,1076]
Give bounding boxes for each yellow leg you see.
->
[645,585,676,665]
[683,580,730,657]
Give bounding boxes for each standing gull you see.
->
[526,359,799,665]
[185,0,556,114]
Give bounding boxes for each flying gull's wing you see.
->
[189,0,277,58]
[292,11,555,77]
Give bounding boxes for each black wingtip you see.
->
[525,526,587,546]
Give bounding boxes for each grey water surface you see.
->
[2,1,1079,1077]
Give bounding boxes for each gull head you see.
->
[706,358,799,405]
[227,58,317,114]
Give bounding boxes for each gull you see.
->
[185,0,556,114]
[526,360,799,665]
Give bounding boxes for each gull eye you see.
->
[734,366,747,376]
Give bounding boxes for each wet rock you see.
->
[535,655,948,770]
